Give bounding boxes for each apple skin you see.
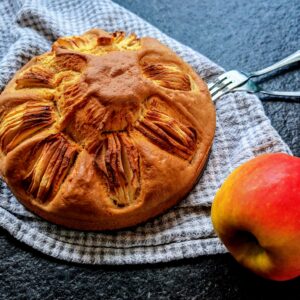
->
[211,153,300,281]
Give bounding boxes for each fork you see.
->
[208,50,300,101]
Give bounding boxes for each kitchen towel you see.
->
[0,0,292,264]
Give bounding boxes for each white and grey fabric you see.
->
[0,0,291,264]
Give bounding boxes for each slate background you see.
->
[0,0,299,299]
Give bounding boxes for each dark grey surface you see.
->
[1,0,300,299]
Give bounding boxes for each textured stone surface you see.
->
[0,0,299,299]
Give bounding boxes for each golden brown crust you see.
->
[0,29,215,230]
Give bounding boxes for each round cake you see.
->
[0,29,215,230]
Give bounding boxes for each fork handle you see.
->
[250,50,300,77]
[260,90,300,98]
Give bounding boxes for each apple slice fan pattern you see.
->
[0,29,215,231]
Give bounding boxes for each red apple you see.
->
[211,153,300,281]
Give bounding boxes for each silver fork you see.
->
[208,50,300,101]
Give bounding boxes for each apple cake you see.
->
[0,29,215,230]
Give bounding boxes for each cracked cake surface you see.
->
[0,29,215,230]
